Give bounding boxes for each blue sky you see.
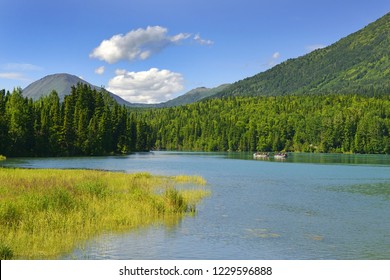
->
[0,0,389,103]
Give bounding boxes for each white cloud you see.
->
[90,26,190,64]
[3,63,43,71]
[266,51,281,67]
[0,63,42,84]
[95,66,105,75]
[272,52,280,59]
[306,44,326,52]
[107,68,184,104]
[0,72,30,81]
[194,34,214,46]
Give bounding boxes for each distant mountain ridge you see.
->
[23,73,131,106]
[216,12,390,98]
[158,84,231,107]
[22,73,231,108]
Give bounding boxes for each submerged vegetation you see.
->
[334,181,390,200]
[0,168,208,259]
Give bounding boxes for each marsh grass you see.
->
[0,168,208,259]
[0,155,6,161]
[172,175,207,186]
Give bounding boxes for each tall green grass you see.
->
[0,168,208,259]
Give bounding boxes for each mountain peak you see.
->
[22,73,130,106]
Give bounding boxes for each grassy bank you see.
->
[0,168,208,259]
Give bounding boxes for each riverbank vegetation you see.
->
[0,168,208,259]
[138,94,390,154]
[1,84,390,156]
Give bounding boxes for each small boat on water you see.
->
[274,153,288,159]
[253,152,270,159]
[253,152,288,159]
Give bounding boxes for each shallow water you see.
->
[3,152,390,259]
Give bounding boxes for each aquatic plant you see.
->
[0,168,208,259]
[0,243,13,260]
[172,175,207,185]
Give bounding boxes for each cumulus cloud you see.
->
[107,68,184,104]
[194,34,214,46]
[95,66,105,75]
[90,26,191,64]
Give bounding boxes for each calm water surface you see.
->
[3,152,390,259]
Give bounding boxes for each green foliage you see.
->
[0,168,207,259]
[137,94,390,154]
[1,15,389,157]
[0,84,152,157]
[0,202,22,227]
[0,243,14,260]
[164,188,188,213]
[1,85,389,156]
[217,12,390,98]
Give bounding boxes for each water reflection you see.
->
[2,152,390,259]
[226,152,390,165]
[64,215,185,260]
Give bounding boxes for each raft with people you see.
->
[253,152,287,160]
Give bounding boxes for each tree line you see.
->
[1,84,390,157]
[0,84,151,157]
[137,94,390,154]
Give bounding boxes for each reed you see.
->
[0,155,6,161]
[172,175,207,185]
[0,168,208,259]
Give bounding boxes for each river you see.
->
[2,152,390,259]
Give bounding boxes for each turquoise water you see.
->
[2,152,390,259]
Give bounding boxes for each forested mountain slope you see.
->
[216,12,390,97]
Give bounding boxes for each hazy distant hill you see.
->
[216,12,390,98]
[23,73,131,106]
[158,84,231,107]
[22,73,230,108]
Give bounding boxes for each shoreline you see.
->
[0,168,208,259]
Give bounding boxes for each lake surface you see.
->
[2,152,390,259]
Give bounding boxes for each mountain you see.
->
[22,73,229,108]
[23,73,131,106]
[158,84,231,107]
[216,12,390,98]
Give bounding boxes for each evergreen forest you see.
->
[0,84,151,157]
[1,85,390,157]
[138,93,390,154]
